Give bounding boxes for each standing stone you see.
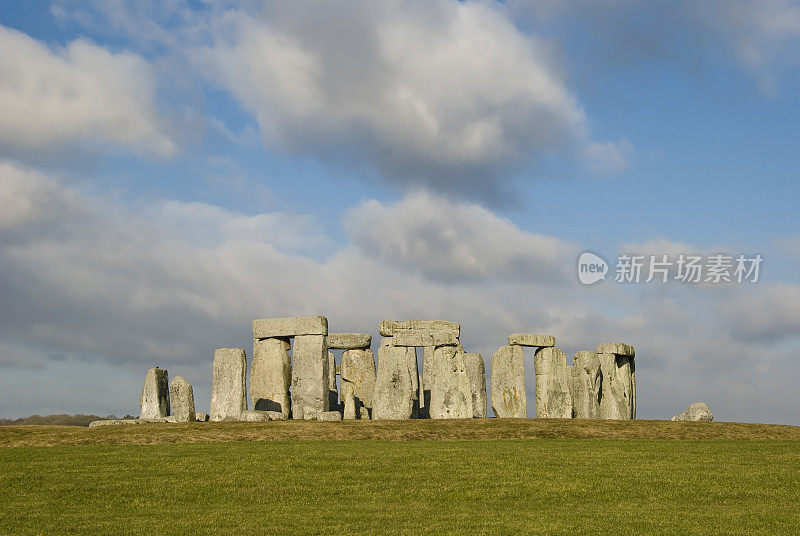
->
[671,402,714,422]
[631,358,636,419]
[490,345,526,418]
[533,347,573,419]
[343,383,357,420]
[420,346,435,418]
[169,376,196,423]
[140,368,170,419]
[291,335,329,419]
[571,351,601,419]
[251,337,291,416]
[429,345,473,419]
[372,346,414,420]
[464,352,487,418]
[210,348,247,421]
[406,346,420,418]
[340,348,376,409]
[328,350,339,411]
[598,353,632,420]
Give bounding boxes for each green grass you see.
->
[1,422,799,535]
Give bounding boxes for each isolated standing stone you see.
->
[169,376,196,423]
[210,348,247,421]
[534,347,573,419]
[140,368,170,419]
[671,402,714,422]
[291,335,329,419]
[372,346,414,420]
[343,383,357,420]
[340,348,376,409]
[250,337,291,416]
[464,352,487,418]
[429,345,473,419]
[490,345,527,418]
[571,351,601,419]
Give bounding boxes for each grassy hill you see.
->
[1,420,799,534]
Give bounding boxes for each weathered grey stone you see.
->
[291,335,329,419]
[169,376,196,423]
[340,348,376,408]
[195,412,209,422]
[210,348,247,422]
[671,402,714,422]
[596,342,635,357]
[379,320,460,337]
[464,352,487,418]
[507,333,556,348]
[392,330,459,347]
[328,350,339,410]
[252,316,328,339]
[490,345,527,418]
[140,368,170,419]
[318,410,342,421]
[360,406,371,420]
[250,337,291,416]
[631,359,636,420]
[372,346,415,420]
[429,345,473,419]
[327,333,372,349]
[89,419,141,427]
[343,383,357,420]
[240,409,286,422]
[380,336,393,346]
[533,347,573,419]
[598,353,633,420]
[571,351,601,419]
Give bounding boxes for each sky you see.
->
[1,0,799,423]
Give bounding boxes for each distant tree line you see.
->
[0,414,136,427]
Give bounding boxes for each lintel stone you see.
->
[596,342,635,357]
[508,334,556,347]
[327,333,372,349]
[378,320,460,337]
[392,330,459,347]
[252,316,328,339]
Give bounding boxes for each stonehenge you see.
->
[105,315,639,427]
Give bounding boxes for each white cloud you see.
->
[582,139,633,176]
[195,1,589,196]
[344,190,576,283]
[0,23,175,158]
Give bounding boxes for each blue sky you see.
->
[1,1,799,423]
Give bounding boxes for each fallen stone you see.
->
[340,348,376,408]
[251,337,292,416]
[464,352,487,418]
[291,334,329,419]
[596,342,635,357]
[571,351,601,419]
[140,368,170,420]
[252,316,328,339]
[534,347,573,419]
[598,353,633,420]
[210,348,247,422]
[169,376,196,423]
[507,334,556,348]
[429,345,473,419]
[490,345,527,418]
[671,402,714,422]
[379,320,460,337]
[327,333,372,349]
[195,412,209,422]
[343,383,357,420]
[372,346,415,420]
[318,411,342,421]
[89,419,141,427]
[391,330,459,347]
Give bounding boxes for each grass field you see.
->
[1,420,799,535]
